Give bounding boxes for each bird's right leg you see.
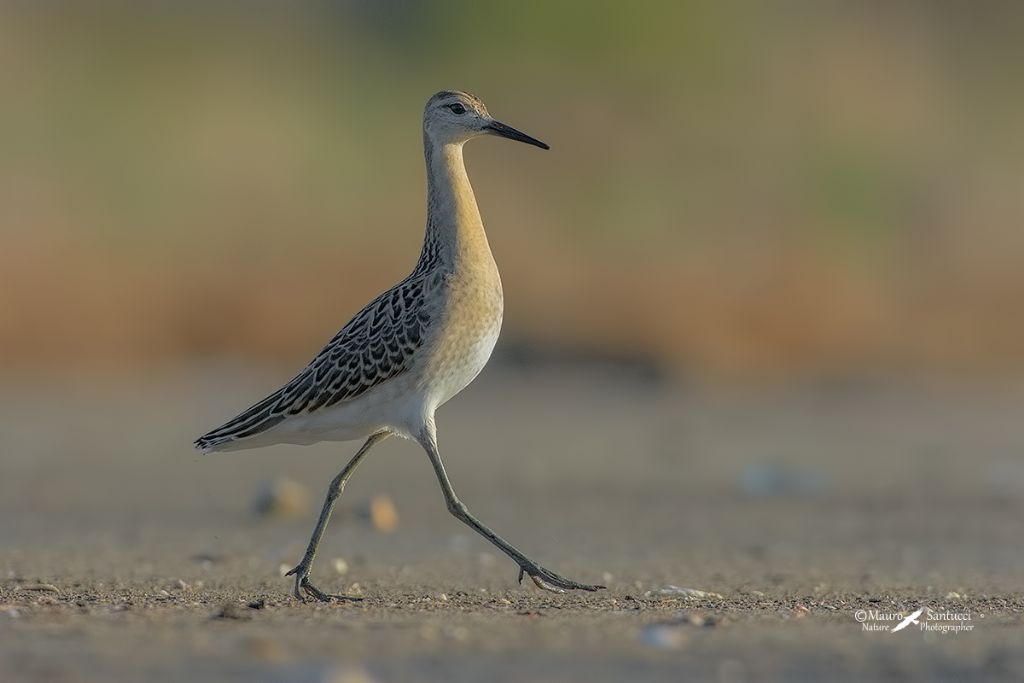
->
[415,425,604,593]
[285,431,390,602]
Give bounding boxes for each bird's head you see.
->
[423,90,548,150]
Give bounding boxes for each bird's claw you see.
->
[516,563,605,593]
[285,563,363,603]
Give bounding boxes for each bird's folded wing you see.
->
[195,275,432,448]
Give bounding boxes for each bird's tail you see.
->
[193,391,287,454]
[193,432,243,454]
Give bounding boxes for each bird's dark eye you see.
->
[447,103,466,115]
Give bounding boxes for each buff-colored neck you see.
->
[416,136,494,274]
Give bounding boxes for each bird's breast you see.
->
[421,264,503,407]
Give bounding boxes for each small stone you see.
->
[641,623,688,650]
[22,583,59,592]
[253,478,310,518]
[157,589,170,598]
[332,558,349,576]
[646,586,723,599]
[323,668,379,683]
[602,572,614,585]
[739,463,829,497]
[946,591,963,600]
[192,553,221,568]
[214,603,251,620]
[437,593,448,601]
[243,635,286,663]
[176,579,191,590]
[370,494,399,533]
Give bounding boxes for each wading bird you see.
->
[194,90,603,601]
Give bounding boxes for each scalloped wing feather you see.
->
[194,275,431,452]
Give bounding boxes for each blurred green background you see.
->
[3,1,1023,381]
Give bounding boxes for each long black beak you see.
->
[484,120,550,150]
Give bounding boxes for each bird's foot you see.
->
[284,562,363,603]
[516,563,605,593]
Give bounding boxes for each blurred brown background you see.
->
[3,2,1022,383]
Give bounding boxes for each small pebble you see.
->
[640,623,688,650]
[323,668,379,683]
[243,635,286,663]
[332,558,349,576]
[739,463,829,497]
[253,478,310,518]
[214,603,251,620]
[22,583,59,592]
[646,586,723,599]
[370,494,399,533]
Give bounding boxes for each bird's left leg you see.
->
[415,424,603,593]
[285,430,390,602]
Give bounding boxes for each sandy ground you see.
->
[1,365,1023,682]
